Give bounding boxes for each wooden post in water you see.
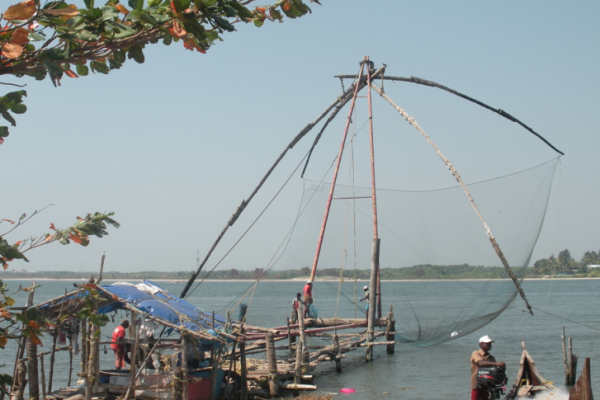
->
[80,318,87,379]
[39,354,46,400]
[11,359,27,400]
[26,337,39,400]
[126,316,138,400]
[265,333,278,397]
[67,335,73,387]
[386,305,396,355]
[181,333,188,400]
[562,327,578,387]
[209,346,216,400]
[47,326,59,393]
[12,282,36,387]
[293,341,304,397]
[366,238,380,362]
[239,332,248,400]
[333,334,342,372]
[286,318,295,358]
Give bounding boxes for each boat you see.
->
[504,341,557,399]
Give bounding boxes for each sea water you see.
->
[1,279,598,399]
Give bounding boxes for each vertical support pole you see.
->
[293,341,303,397]
[297,304,306,346]
[172,366,183,400]
[567,336,578,387]
[12,282,35,385]
[367,238,380,362]
[286,318,295,358]
[67,335,73,387]
[85,324,97,400]
[265,333,278,397]
[562,326,569,385]
[386,305,396,355]
[333,334,342,373]
[309,58,368,282]
[26,338,39,400]
[11,359,27,400]
[47,326,58,393]
[209,347,216,400]
[239,332,248,400]
[127,316,138,400]
[181,334,188,400]
[39,354,46,400]
[211,311,215,330]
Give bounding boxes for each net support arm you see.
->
[334,74,564,156]
[370,82,534,316]
[180,84,362,299]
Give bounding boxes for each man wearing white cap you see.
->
[359,286,370,319]
[303,281,313,319]
[470,335,506,400]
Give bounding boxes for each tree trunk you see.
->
[27,338,39,400]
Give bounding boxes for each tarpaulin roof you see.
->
[99,280,226,332]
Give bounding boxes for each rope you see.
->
[520,307,600,333]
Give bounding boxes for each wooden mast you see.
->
[308,57,367,282]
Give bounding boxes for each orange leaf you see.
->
[256,7,266,13]
[29,332,43,346]
[14,241,22,245]
[169,20,187,38]
[283,2,290,11]
[11,27,29,46]
[45,233,55,242]
[0,309,11,319]
[28,320,40,329]
[0,336,7,349]
[182,38,205,53]
[42,4,79,17]
[1,43,23,59]
[84,283,96,289]
[114,4,129,14]
[69,232,82,244]
[49,223,56,230]
[65,70,78,78]
[3,1,36,21]
[2,219,15,224]
[3,263,8,270]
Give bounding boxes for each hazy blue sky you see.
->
[1,0,598,274]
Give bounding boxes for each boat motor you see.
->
[476,366,507,400]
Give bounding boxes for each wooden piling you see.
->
[568,357,592,400]
[265,333,278,397]
[293,341,304,397]
[80,318,87,378]
[209,347,216,400]
[11,359,27,400]
[287,317,295,358]
[47,326,59,393]
[181,334,188,400]
[333,334,342,372]
[39,354,46,400]
[239,332,248,400]
[67,334,73,387]
[26,337,39,400]
[367,238,380,362]
[172,366,183,400]
[562,327,578,387]
[386,305,395,355]
[12,282,36,388]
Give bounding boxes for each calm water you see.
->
[2,279,598,399]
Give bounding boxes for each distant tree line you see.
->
[1,249,599,280]
[533,248,600,276]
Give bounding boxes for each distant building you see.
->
[589,264,600,269]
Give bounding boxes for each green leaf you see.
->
[0,127,9,138]
[25,69,47,81]
[74,29,99,41]
[83,0,95,8]
[42,61,64,87]
[40,48,66,61]
[26,307,39,322]
[109,22,136,38]
[228,1,254,20]
[28,32,46,41]
[137,0,144,11]
[162,32,172,45]
[0,107,17,127]
[10,104,27,114]
[171,0,190,13]
[99,5,119,22]
[76,63,89,76]
[4,91,27,103]
[128,45,145,63]
[90,60,110,74]
[253,18,264,27]
[212,16,235,32]
[147,0,161,6]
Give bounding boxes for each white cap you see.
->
[363,286,368,290]
[307,280,312,284]
[479,335,494,343]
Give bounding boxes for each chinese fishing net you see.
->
[275,155,558,346]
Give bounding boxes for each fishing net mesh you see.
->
[277,159,558,346]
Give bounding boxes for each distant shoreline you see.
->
[1,277,598,282]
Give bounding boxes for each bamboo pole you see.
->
[567,336,578,387]
[126,316,138,400]
[12,282,36,385]
[333,334,341,373]
[67,335,73,387]
[286,318,294,358]
[46,326,59,393]
[386,305,395,355]
[370,82,535,315]
[10,359,27,400]
[562,327,569,380]
[26,338,39,400]
[80,318,87,381]
[97,252,106,285]
[293,341,303,396]
[209,346,216,400]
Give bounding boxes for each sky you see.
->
[0,0,598,275]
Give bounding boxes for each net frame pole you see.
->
[365,58,382,320]
[309,58,367,282]
[370,81,534,316]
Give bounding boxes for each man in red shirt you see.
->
[111,319,130,370]
[303,281,313,319]
[470,335,506,400]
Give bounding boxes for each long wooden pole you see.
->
[39,354,46,400]
[366,238,380,363]
[265,333,278,397]
[370,81,535,315]
[26,338,39,400]
[309,58,368,282]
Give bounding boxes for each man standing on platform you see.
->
[303,281,313,319]
[470,335,506,400]
[111,319,130,370]
[291,293,302,323]
[359,286,369,319]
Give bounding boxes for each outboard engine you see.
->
[476,366,507,400]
